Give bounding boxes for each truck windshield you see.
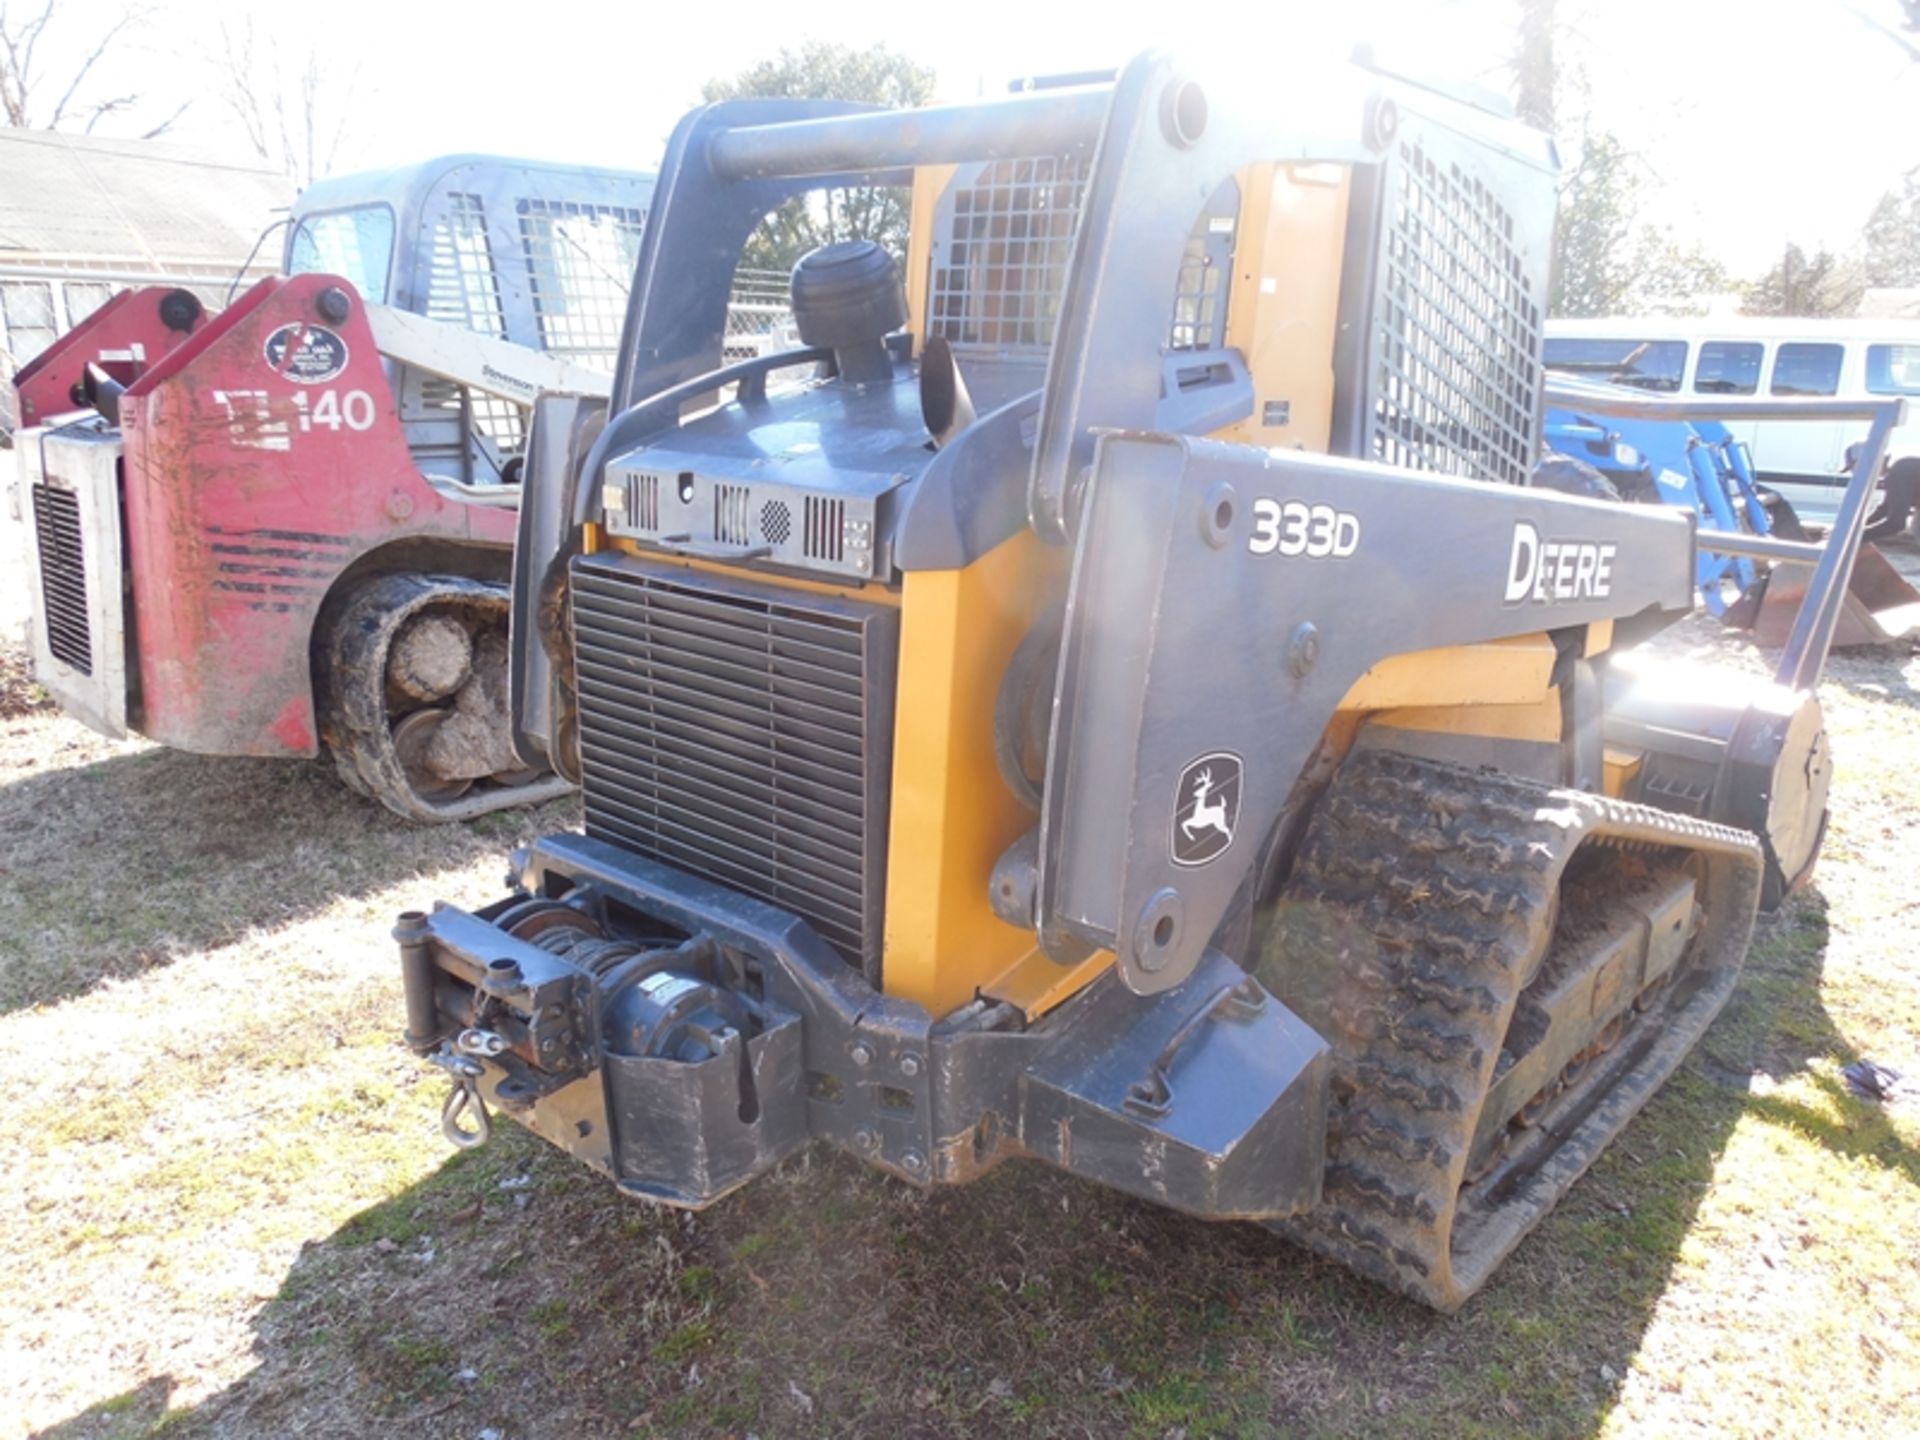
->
[288,205,396,303]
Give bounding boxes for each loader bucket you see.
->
[1752,544,1920,651]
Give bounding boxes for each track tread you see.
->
[1258,746,1759,1311]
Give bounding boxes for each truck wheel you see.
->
[1530,453,1622,503]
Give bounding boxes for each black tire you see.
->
[1530,452,1622,503]
[1753,484,1811,541]
[1865,458,1920,545]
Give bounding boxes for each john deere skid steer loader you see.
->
[390,53,1889,1310]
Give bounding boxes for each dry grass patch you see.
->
[1,553,1918,1440]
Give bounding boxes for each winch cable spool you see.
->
[498,899,748,1067]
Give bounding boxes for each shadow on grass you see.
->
[29,1379,175,1440]
[39,887,1910,1440]
[0,736,574,1016]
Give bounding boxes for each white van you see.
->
[1544,317,1920,527]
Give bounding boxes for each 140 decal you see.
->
[291,388,378,432]
[1247,498,1361,558]
[209,387,378,453]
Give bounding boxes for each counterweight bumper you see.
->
[399,833,1328,1217]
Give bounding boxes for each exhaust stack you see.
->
[919,336,975,448]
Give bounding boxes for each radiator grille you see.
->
[571,557,898,970]
[1371,139,1542,486]
[31,483,90,674]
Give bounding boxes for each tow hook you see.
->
[429,1044,493,1149]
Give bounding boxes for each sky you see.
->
[22,0,1920,278]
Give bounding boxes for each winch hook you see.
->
[429,1047,492,1149]
[440,1075,493,1149]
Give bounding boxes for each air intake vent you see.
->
[714,483,751,546]
[31,483,91,674]
[570,557,899,972]
[804,496,845,564]
[632,472,660,531]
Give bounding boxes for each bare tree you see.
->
[0,2,184,137]
[1743,243,1865,318]
[218,19,359,187]
[1512,0,1557,130]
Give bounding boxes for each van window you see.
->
[1770,342,1844,397]
[1693,340,1763,395]
[1542,337,1687,392]
[1866,343,1920,396]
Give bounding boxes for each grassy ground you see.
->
[2,564,1918,1439]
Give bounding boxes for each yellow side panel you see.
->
[904,164,957,349]
[1337,636,1557,713]
[882,532,1064,1018]
[982,947,1113,1019]
[1217,163,1352,453]
[1372,693,1564,744]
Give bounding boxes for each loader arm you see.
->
[364,302,612,405]
[1036,431,1697,994]
[1535,382,1911,690]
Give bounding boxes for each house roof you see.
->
[0,129,291,271]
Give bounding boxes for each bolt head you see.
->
[899,1053,922,1078]
[849,1041,874,1068]
[854,1128,879,1152]
[901,1149,927,1175]
[315,285,352,324]
[1287,621,1321,678]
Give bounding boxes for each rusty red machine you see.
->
[12,156,652,819]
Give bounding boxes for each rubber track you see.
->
[1257,747,1761,1311]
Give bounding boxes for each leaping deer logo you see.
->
[1181,766,1232,843]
